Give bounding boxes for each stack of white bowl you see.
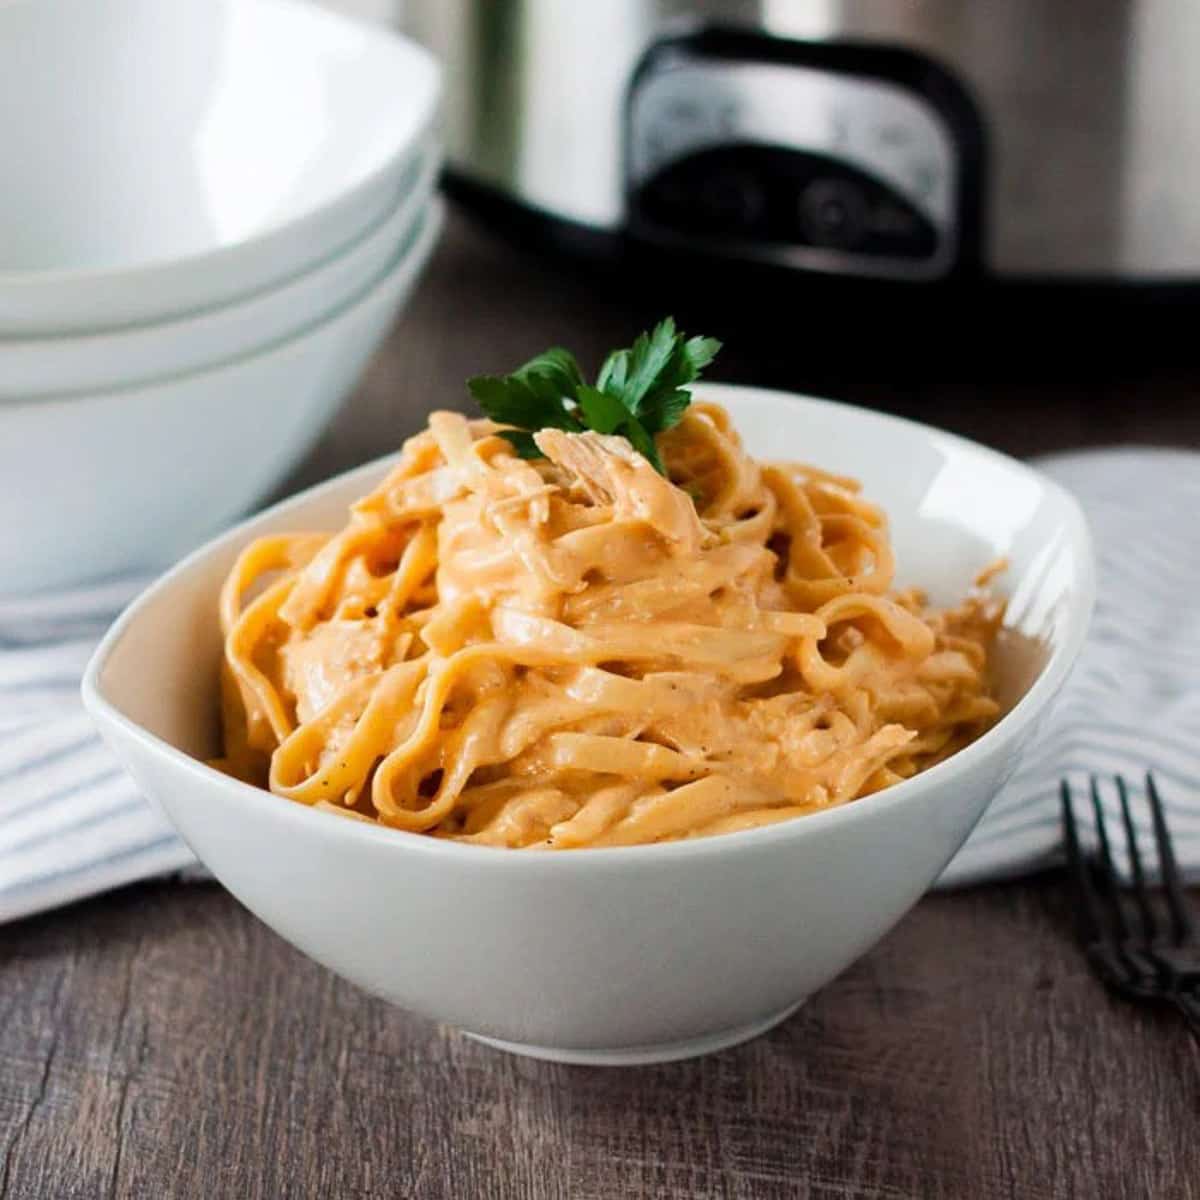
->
[0,0,442,593]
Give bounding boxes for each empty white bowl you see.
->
[0,143,439,399]
[0,199,443,594]
[0,0,440,334]
[83,384,1093,1065]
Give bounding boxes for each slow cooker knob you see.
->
[797,178,869,250]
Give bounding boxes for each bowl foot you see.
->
[461,998,807,1066]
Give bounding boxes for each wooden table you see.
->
[3,207,1199,1199]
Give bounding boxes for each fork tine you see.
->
[1146,772,1197,945]
[1116,774,1158,943]
[1062,780,1104,944]
[1090,775,1132,942]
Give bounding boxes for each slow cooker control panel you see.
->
[627,37,971,280]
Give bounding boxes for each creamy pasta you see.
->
[213,400,1003,847]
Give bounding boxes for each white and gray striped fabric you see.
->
[1,448,1196,923]
[938,447,1200,887]
[0,576,200,923]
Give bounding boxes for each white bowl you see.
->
[0,0,439,335]
[0,199,443,594]
[0,143,439,399]
[83,385,1093,1065]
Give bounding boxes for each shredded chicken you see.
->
[535,428,706,554]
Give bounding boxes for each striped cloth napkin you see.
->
[938,447,1199,887]
[0,576,200,923]
[1,448,1196,923]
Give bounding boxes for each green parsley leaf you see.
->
[635,327,723,434]
[465,319,720,475]
[595,347,628,397]
[683,334,721,372]
[648,388,692,434]
[497,430,543,459]
[515,347,584,400]
[604,319,678,412]
[468,346,585,433]
[575,385,630,435]
[466,375,549,430]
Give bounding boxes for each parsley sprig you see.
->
[466,317,721,475]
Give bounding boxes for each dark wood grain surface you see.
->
[3,206,1199,1200]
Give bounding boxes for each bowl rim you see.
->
[0,139,439,355]
[82,383,1096,872]
[0,197,444,412]
[0,0,440,292]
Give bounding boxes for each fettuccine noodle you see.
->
[213,401,1004,847]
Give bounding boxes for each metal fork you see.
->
[1061,773,1200,1036]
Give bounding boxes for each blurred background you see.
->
[304,0,1199,481]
